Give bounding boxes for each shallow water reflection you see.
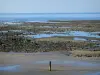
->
[39,26,71,28]
[85,72,100,75]
[73,37,87,41]
[0,65,20,71]
[33,60,100,67]
[25,31,100,39]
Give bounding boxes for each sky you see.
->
[0,0,100,13]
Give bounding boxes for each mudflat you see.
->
[0,52,100,75]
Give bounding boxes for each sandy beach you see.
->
[0,52,100,75]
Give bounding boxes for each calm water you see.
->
[25,31,100,39]
[33,60,100,67]
[0,65,20,71]
[73,37,87,41]
[0,13,100,22]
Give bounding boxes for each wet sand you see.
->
[0,52,100,75]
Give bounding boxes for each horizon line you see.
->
[0,12,100,14]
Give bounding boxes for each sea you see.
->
[0,13,100,22]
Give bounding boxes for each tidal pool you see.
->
[25,31,100,39]
[39,26,71,28]
[40,26,53,28]
[73,37,87,41]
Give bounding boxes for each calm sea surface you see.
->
[0,13,100,22]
